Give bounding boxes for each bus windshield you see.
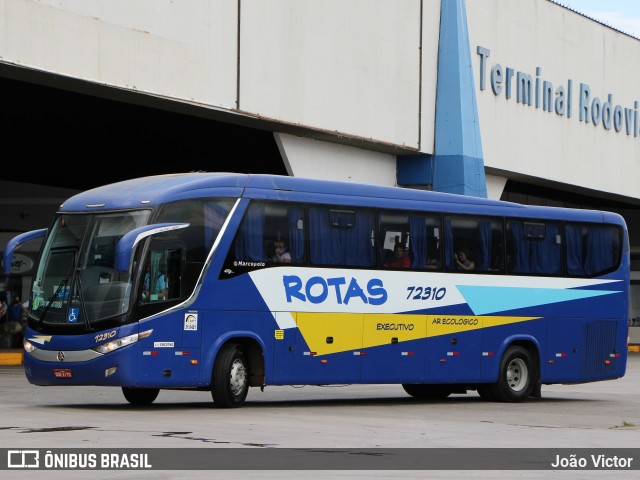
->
[29,196,237,329]
[30,211,151,327]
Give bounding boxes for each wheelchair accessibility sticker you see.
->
[67,308,79,323]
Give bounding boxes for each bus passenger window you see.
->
[223,201,306,276]
[444,216,503,273]
[507,220,562,275]
[378,211,441,270]
[566,223,621,277]
[378,212,410,269]
[309,206,374,267]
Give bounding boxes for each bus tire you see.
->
[491,346,536,402]
[211,343,249,408]
[402,384,451,400]
[122,387,159,406]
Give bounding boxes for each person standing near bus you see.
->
[0,298,9,349]
[7,295,27,348]
[0,298,7,325]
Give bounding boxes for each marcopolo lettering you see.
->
[283,275,387,305]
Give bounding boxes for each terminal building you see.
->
[1,0,639,327]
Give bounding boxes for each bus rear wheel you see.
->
[490,346,536,402]
[122,387,159,406]
[402,384,451,400]
[211,343,249,408]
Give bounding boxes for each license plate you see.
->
[53,369,73,378]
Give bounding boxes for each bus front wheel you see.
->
[122,387,159,406]
[490,346,537,402]
[211,343,249,408]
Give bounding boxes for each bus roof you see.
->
[58,172,626,226]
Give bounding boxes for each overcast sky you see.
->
[556,0,640,38]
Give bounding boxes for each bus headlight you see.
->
[92,329,152,354]
[23,338,37,353]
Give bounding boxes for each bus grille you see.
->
[582,320,617,377]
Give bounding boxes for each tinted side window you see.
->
[308,206,375,267]
[566,223,621,276]
[152,197,235,298]
[444,216,503,273]
[378,211,441,270]
[378,212,410,269]
[507,220,562,275]
[230,201,306,268]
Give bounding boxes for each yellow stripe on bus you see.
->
[296,312,539,356]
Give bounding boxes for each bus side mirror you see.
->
[115,223,189,273]
[3,228,48,276]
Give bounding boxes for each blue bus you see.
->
[4,173,629,407]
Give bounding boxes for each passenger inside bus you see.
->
[455,250,475,271]
[272,240,292,263]
[384,243,410,268]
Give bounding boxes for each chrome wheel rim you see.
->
[229,358,247,397]
[506,358,528,392]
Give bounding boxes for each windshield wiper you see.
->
[73,271,93,331]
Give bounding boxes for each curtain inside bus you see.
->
[566,224,586,276]
[308,207,374,266]
[585,227,616,275]
[288,207,305,263]
[409,216,427,268]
